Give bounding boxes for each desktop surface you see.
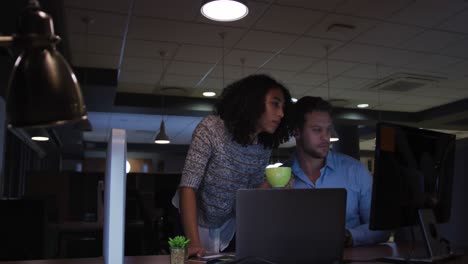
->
[0,243,466,264]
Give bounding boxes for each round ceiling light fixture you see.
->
[201,0,249,22]
[203,91,216,97]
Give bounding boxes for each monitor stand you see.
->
[380,209,455,263]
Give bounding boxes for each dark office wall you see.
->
[440,138,468,252]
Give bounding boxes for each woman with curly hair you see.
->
[174,74,292,257]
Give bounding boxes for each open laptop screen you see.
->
[236,188,346,264]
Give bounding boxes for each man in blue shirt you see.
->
[287,96,390,247]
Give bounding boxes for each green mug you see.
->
[265,167,291,188]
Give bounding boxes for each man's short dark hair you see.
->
[289,96,332,132]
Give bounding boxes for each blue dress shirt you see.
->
[290,151,389,246]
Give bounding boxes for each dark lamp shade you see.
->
[6,47,87,128]
[154,120,170,144]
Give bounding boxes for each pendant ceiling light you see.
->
[154,50,170,144]
[201,0,249,22]
[325,45,339,142]
[1,0,87,128]
[154,119,170,144]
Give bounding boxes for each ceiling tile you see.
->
[175,44,222,63]
[329,76,373,90]
[439,38,468,59]
[330,43,411,66]
[283,36,343,57]
[388,0,467,27]
[399,30,466,53]
[121,57,162,73]
[263,54,317,71]
[254,5,324,34]
[354,22,423,47]
[306,60,358,76]
[65,8,128,36]
[225,49,275,67]
[341,64,399,79]
[275,0,345,11]
[335,0,413,20]
[306,14,377,41]
[167,61,214,76]
[69,34,122,54]
[289,72,327,86]
[402,54,461,72]
[129,17,244,47]
[64,0,131,13]
[235,30,297,52]
[124,39,180,59]
[437,9,468,34]
[133,0,200,21]
[71,53,120,68]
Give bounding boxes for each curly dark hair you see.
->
[288,96,333,133]
[214,74,292,149]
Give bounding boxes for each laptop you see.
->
[235,188,346,264]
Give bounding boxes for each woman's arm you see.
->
[179,187,205,257]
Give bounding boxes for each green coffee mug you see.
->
[265,167,291,188]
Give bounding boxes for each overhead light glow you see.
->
[201,0,249,22]
[330,137,339,142]
[31,136,49,141]
[203,91,216,97]
[291,98,298,103]
[357,103,369,108]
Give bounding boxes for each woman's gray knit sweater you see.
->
[179,115,271,228]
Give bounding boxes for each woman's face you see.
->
[256,87,286,135]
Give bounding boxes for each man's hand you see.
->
[187,244,206,257]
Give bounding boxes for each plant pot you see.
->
[170,247,187,264]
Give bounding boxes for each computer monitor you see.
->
[370,122,456,262]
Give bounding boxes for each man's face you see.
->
[295,111,332,159]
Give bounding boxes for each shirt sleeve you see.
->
[179,118,214,189]
[348,162,391,246]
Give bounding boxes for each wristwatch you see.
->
[344,229,353,247]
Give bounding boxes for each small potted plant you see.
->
[168,235,190,264]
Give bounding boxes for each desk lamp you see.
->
[0,0,87,128]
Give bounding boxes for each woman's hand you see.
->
[187,244,206,257]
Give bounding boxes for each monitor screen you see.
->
[370,122,456,230]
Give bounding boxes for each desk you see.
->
[0,243,466,264]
